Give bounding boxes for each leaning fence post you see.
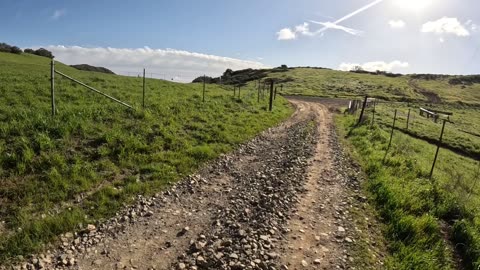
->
[357,96,368,125]
[269,81,274,111]
[430,119,447,179]
[257,80,261,103]
[383,109,397,163]
[142,68,146,108]
[51,59,56,116]
[202,74,206,103]
[274,86,277,100]
[406,109,411,130]
[371,100,376,128]
[262,82,266,99]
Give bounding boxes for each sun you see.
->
[393,0,433,11]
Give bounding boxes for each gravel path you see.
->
[6,99,382,270]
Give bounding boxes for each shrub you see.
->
[34,48,54,58]
[10,46,22,54]
[70,64,115,74]
[0,42,12,53]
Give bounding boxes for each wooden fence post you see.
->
[143,68,146,108]
[202,74,206,103]
[257,80,261,103]
[238,85,241,98]
[51,59,56,116]
[383,109,397,163]
[274,86,277,100]
[269,81,274,111]
[430,119,447,179]
[406,109,411,130]
[357,96,368,125]
[371,100,376,127]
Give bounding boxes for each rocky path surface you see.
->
[6,99,383,270]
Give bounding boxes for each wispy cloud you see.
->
[43,46,269,82]
[310,21,363,36]
[51,9,66,20]
[339,61,409,72]
[277,0,384,40]
[388,19,406,29]
[466,20,478,32]
[421,17,470,37]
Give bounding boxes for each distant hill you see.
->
[201,66,480,106]
[70,64,115,74]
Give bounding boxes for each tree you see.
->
[10,46,22,54]
[33,48,54,58]
[352,65,364,72]
[0,43,12,53]
[280,64,288,69]
[24,48,35,54]
[223,69,233,77]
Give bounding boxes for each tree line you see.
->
[0,42,54,58]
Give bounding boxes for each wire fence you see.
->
[347,96,480,179]
[48,60,283,116]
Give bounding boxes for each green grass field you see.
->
[0,52,292,261]
[270,67,480,106]
[371,102,480,158]
[338,113,480,269]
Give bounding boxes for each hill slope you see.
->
[70,64,115,74]
[266,68,480,105]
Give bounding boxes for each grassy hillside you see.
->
[0,52,292,261]
[372,103,480,159]
[338,113,480,269]
[268,68,480,106]
[262,67,480,157]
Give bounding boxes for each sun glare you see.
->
[394,0,433,11]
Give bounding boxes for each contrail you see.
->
[310,0,384,35]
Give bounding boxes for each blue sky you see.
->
[1,0,479,80]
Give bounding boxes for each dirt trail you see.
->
[279,100,346,269]
[6,99,383,270]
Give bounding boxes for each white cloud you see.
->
[421,17,470,37]
[338,61,409,72]
[388,19,406,29]
[43,46,270,82]
[277,28,297,40]
[51,9,66,20]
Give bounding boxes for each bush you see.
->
[0,42,12,53]
[0,43,22,54]
[70,64,115,74]
[24,48,35,54]
[10,46,22,54]
[34,48,54,59]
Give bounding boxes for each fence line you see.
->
[49,60,280,116]
[349,95,480,181]
[51,59,134,114]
